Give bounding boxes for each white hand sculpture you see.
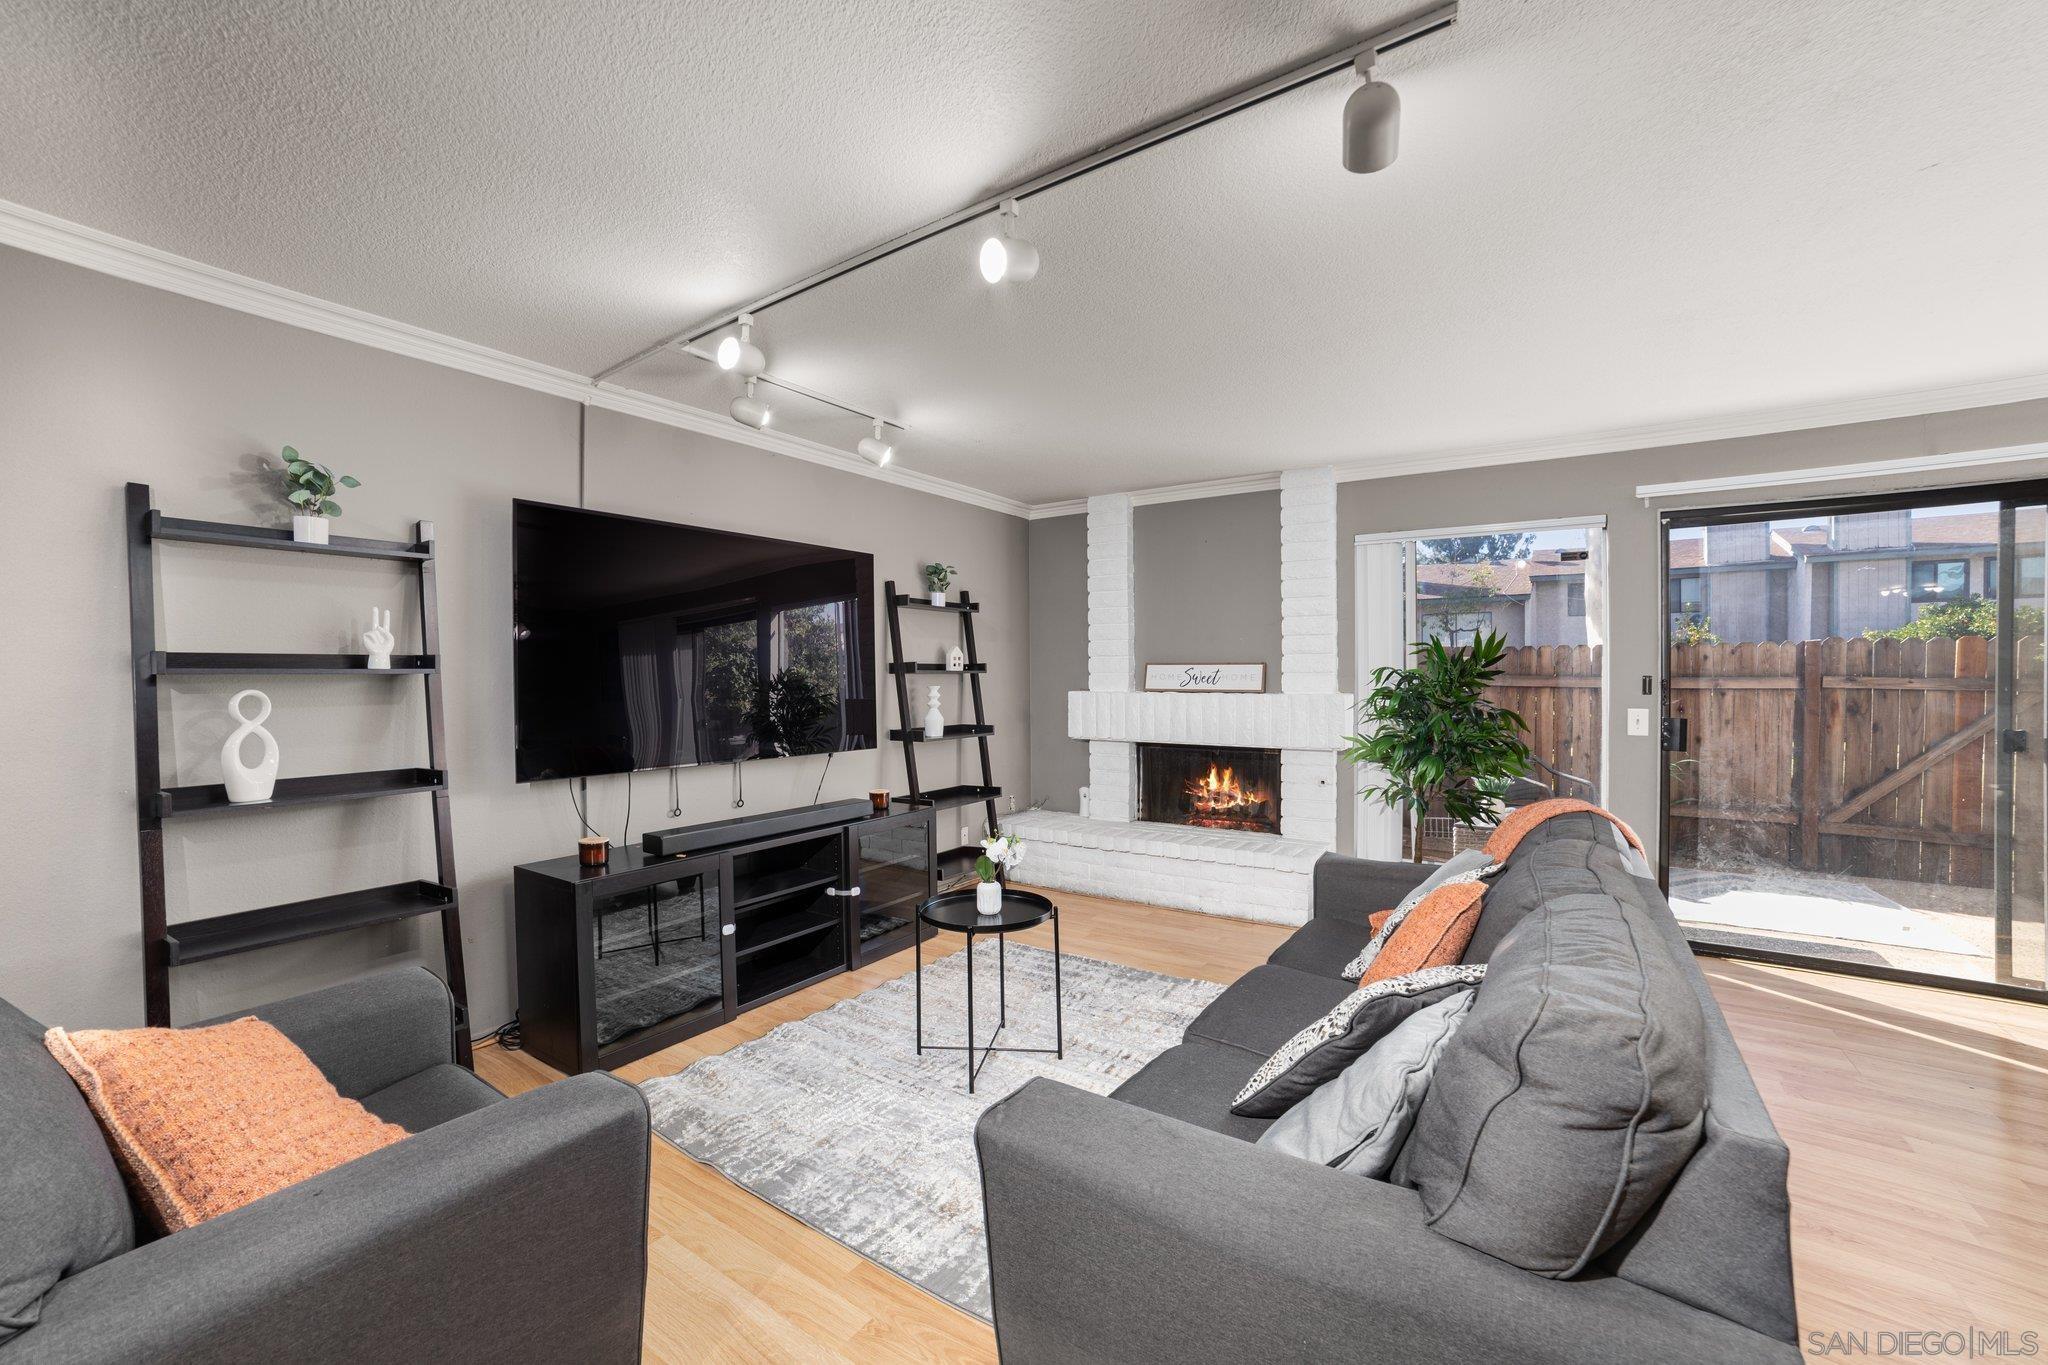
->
[363,606,394,670]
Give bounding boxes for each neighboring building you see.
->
[1417,511,2046,648]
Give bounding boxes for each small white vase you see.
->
[928,589,946,606]
[975,880,1003,916]
[221,689,279,803]
[291,514,329,544]
[923,684,946,740]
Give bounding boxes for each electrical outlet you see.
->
[1007,796,1016,814]
[1627,707,1652,737]
[961,823,972,847]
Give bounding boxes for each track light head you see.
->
[715,312,767,377]
[856,420,895,468]
[729,378,773,430]
[1343,56,1401,173]
[977,198,1040,284]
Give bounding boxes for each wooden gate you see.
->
[1663,636,2030,889]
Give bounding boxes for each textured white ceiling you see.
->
[6,0,2047,505]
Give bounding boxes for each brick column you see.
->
[1279,467,1341,847]
[1086,494,1136,822]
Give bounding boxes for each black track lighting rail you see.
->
[594,0,1457,383]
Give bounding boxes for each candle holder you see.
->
[869,789,891,814]
[577,836,610,867]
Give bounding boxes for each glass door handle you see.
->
[824,886,861,897]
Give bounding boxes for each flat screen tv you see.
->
[513,500,876,782]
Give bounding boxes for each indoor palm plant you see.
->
[1344,631,1532,861]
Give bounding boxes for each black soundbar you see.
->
[641,798,876,858]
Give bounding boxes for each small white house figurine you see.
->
[362,606,394,670]
[221,689,279,804]
[923,684,946,740]
[945,645,966,672]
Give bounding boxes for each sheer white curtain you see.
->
[1355,539,1411,860]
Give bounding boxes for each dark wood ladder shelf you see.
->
[895,784,1002,811]
[156,767,446,819]
[165,881,456,965]
[126,484,471,1065]
[884,583,1001,843]
[888,723,995,743]
[153,651,436,676]
[149,511,432,560]
[889,593,980,613]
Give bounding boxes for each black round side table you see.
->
[915,887,1063,1093]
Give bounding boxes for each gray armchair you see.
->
[1,967,649,1364]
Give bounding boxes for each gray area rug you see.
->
[641,943,1223,1320]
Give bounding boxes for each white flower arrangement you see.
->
[974,834,1026,884]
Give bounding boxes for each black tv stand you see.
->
[516,800,944,1073]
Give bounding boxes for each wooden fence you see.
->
[1481,644,1604,796]
[1484,638,2039,890]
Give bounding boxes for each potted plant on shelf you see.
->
[1343,630,1532,862]
[280,446,360,544]
[973,833,1025,916]
[922,562,957,606]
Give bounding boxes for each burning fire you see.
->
[1184,763,1271,827]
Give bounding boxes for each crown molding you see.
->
[1632,440,2048,503]
[1029,371,2048,515]
[0,198,1031,520]
[1026,469,1284,520]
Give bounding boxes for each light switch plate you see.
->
[1627,707,1652,737]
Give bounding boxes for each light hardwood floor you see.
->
[474,887,2048,1361]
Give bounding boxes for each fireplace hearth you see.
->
[1136,743,1282,835]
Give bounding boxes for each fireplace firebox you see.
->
[1136,743,1282,835]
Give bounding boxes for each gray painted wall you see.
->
[0,246,1029,1029]
[1026,513,1088,813]
[1029,398,2048,858]
[1134,492,1283,684]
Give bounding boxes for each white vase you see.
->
[928,589,946,606]
[923,684,945,740]
[221,689,279,803]
[976,880,1003,916]
[291,514,329,544]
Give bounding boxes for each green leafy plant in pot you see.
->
[279,446,361,545]
[922,562,957,606]
[1344,631,1532,862]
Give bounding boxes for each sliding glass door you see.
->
[1662,486,2047,995]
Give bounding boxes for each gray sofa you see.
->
[1,967,649,1364]
[977,813,1799,1363]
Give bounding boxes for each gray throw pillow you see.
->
[1341,849,1498,981]
[1401,890,1708,1277]
[1257,989,1475,1178]
[1230,964,1487,1118]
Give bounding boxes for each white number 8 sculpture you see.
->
[222,689,279,804]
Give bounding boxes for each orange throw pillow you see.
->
[1367,909,1395,934]
[1360,881,1486,985]
[44,1017,405,1233]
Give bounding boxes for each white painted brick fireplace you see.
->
[1010,468,1352,926]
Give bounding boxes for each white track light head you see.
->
[977,199,1040,284]
[730,378,773,429]
[715,313,767,377]
[857,420,895,467]
[1343,56,1401,173]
